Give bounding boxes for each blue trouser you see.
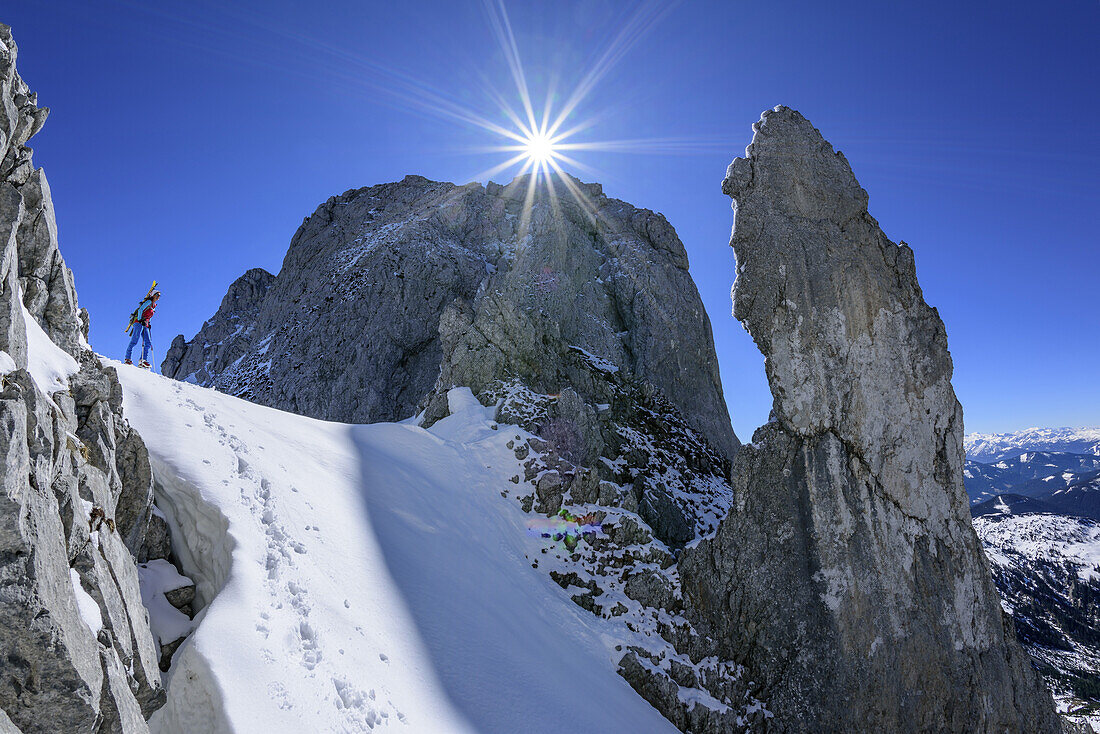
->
[126,323,152,362]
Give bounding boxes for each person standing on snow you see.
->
[125,290,160,368]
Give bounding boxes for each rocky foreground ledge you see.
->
[1,24,194,733]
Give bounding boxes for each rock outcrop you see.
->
[165,172,760,727]
[162,267,274,389]
[1,24,172,732]
[161,174,739,460]
[678,107,1060,732]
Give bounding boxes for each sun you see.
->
[524,131,555,165]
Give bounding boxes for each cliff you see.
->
[0,24,179,732]
[678,106,1060,732]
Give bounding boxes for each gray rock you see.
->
[622,569,676,611]
[161,267,274,385]
[617,651,758,733]
[534,470,564,514]
[679,106,1059,732]
[136,507,171,564]
[163,583,194,612]
[162,174,739,461]
[0,24,165,731]
[157,637,185,673]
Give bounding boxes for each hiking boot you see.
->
[124,359,133,365]
[138,360,151,369]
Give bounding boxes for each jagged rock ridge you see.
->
[1,25,192,732]
[677,106,1061,732]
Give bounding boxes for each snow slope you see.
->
[113,362,678,733]
[23,302,79,394]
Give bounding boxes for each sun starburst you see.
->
[524,131,555,166]
[465,0,684,224]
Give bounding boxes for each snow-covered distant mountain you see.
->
[1046,475,1100,521]
[966,427,1100,463]
[963,452,1100,506]
[973,513,1100,726]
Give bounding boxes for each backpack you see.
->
[125,281,157,333]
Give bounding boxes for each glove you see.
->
[142,318,151,328]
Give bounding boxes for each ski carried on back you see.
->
[125,280,158,332]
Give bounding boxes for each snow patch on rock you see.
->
[69,568,103,633]
[22,302,79,394]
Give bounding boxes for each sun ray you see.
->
[131,0,706,195]
[516,159,542,247]
[548,162,602,226]
[466,151,534,184]
[482,0,541,136]
[542,151,605,182]
[546,0,679,138]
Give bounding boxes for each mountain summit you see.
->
[0,20,1073,731]
[163,173,739,461]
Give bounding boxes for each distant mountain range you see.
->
[965,427,1100,463]
[964,451,1100,511]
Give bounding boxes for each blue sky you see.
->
[5,0,1098,437]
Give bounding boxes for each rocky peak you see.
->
[678,106,1061,731]
[163,267,274,386]
[163,170,738,460]
[163,168,752,728]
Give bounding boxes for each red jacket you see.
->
[140,300,156,326]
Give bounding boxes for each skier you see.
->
[125,289,160,368]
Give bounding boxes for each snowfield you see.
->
[976,513,1100,583]
[113,362,678,733]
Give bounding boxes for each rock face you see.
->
[161,174,739,460]
[678,107,1060,731]
[1,25,169,732]
[166,172,758,727]
[162,267,274,389]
